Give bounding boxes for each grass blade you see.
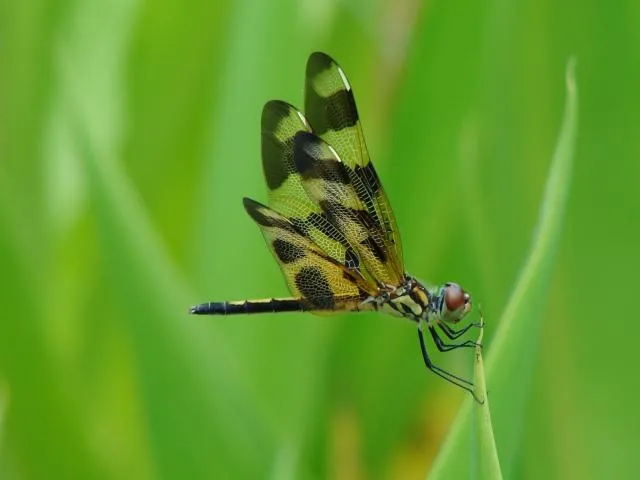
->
[429,58,578,479]
[474,325,503,479]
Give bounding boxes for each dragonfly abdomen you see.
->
[190,296,375,315]
[189,298,305,315]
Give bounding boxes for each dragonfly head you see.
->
[440,282,472,323]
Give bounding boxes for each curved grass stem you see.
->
[428,58,578,480]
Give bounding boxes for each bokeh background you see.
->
[1,0,638,478]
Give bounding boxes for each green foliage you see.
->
[430,59,577,479]
[0,1,638,479]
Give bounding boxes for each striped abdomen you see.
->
[189,298,306,315]
[189,296,373,315]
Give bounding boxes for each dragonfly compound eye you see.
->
[444,284,466,311]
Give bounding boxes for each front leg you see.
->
[429,325,479,351]
[438,320,483,340]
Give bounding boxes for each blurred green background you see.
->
[1,0,638,478]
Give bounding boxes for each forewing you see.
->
[293,131,401,287]
[261,100,362,272]
[243,197,375,310]
[305,52,404,280]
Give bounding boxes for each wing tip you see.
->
[307,51,335,74]
[242,196,261,211]
[261,100,310,134]
[262,99,294,117]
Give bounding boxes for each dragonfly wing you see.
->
[293,130,401,287]
[243,197,376,311]
[261,100,364,273]
[305,52,404,283]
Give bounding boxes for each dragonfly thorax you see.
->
[374,277,472,325]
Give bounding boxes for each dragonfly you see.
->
[190,52,483,399]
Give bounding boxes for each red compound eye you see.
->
[444,284,466,311]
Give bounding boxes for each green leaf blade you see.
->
[429,58,578,480]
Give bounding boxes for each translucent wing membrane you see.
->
[292,131,399,287]
[242,198,375,310]
[305,52,404,279]
[245,54,409,309]
[262,101,367,273]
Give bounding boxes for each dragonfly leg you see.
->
[438,321,482,340]
[429,325,479,351]
[417,329,483,403]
